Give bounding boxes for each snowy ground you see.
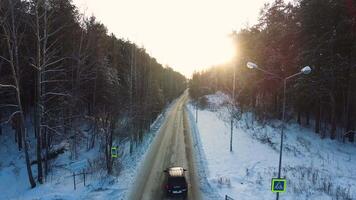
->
[187,92,356,200]
[0,103,173,200]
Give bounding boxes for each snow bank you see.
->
[187,91,356,200]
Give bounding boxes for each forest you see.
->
[0,0,186,188]
[190,0,356,142]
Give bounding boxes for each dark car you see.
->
[164,167,188,198]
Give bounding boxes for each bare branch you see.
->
[0,83,17,90]
[47,25,67,38]
[1,110,21,125]
[43,57,70,68]
[44,38,60,53]
[42,69,65,74]
[41,80,69,84]
[30,63,40,70]
[45,48,60,60]
[41,92,72,97]
[0,104,19,108]
[0,55,11,64]
[40,125,62,136]
[41,65,65,74]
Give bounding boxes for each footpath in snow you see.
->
[187,92,356,200]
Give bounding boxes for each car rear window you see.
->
[168,177,186,185]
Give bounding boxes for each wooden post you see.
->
[73,172,76,190]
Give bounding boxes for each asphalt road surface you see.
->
[128,91,201,200]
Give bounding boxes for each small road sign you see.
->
[271,178,286,193]
[111,146,118,158]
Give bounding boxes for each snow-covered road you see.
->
[128,91,201,200]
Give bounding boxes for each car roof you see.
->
[167,167,185,177]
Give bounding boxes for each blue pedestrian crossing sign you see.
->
[271,178,286,193]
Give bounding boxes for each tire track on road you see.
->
[128,91,201,200]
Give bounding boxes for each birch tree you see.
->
[0,0,36,188]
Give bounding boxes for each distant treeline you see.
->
[190,0,355,142]
[0,0,186,188]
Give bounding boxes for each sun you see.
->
[210,35,237,65]
[191,34,236,73]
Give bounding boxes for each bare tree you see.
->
[0,0,36,188]
[31,0,70,182]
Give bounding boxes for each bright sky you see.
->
[73,0,272,77]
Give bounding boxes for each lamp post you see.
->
[195,95,207,123]
[195,101,198,123]
[246,62,311,200]
[229,31,239,152]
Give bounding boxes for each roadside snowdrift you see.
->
[188,92,356,200]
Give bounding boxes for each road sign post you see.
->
[271,178,286,193]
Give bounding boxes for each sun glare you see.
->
[204,36,236,67]
[177,34,236,76]
[73,0,267,77]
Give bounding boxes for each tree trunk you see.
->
[0,112,2,135]
[36,127,43,183]
[35,1,43,183]
[2,0,36,187]
[17,85,36,188]
[347,102,355,143]
[17,87,36,188]
[252,91,257,109]
[44,127,49,178]
[330,96,336,140]
[345,64,354,142]
[18,125,22,150]
[22,125,36,188]
[274,92,278,114]
[16,118,22,150]
[297,109,301,125]
[315,100,321,134]
[13,121,18,143]
[105,116,114,174]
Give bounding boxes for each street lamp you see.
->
[246,62,311,200]
[246,61,258,69]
